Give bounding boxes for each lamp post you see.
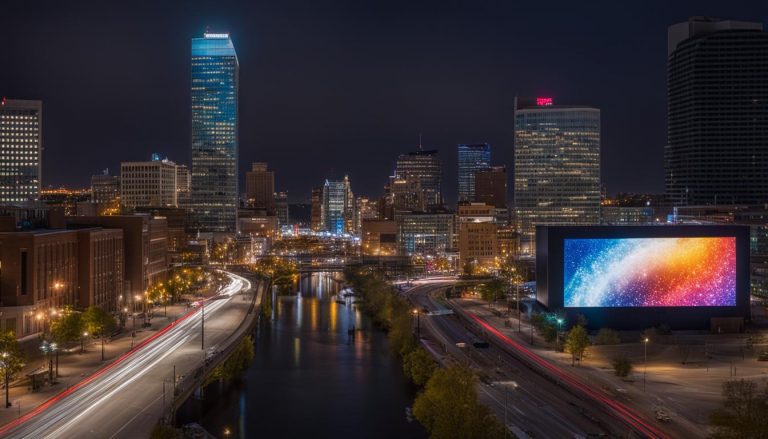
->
[101,327,106,361]
[201,299,205,351]
[1,352,10,408]
[411,308,420,338]
[81,332,88,354]
[51,342,59,380]
[643,337,649,391]
[40,341,52,385]
[556,318,564,351]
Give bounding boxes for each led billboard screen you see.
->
[563,237,736,308]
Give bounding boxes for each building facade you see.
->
[321,177,354,235]
[457,143,491,203]
[191,32,239,233]
[310,187,323,232]
[361,219,397,256]
[666,18,768,207]
[514,97,601,255]
[76,228,124,313]
[397,210,455,256]
[245,162,275,211]
[475,166,507,208]
[0,99,42,204]
[91,171,120,205]
[395,150,442,208]
[120,157,178,209]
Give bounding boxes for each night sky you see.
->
[2,1,766,203]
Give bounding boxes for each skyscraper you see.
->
[457,143,490,202]
[475,166,507,208]
[666,17,768,207]
[0,98,42,204]
[310,187,323,231]
[191,32,239,232]
[245,162,275,211]
[321,176,354,235]
[395,149,442,209]
[514,97,601,255]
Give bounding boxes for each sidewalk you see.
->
[0,302,198,427]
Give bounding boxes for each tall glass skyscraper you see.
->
[322,176,354,235]
[191,32,239,232]
[665,17,768,207]
[457,143,490,202]
[514,97,601,256]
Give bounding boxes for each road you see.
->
[0,271,256,439]
[406,279,665,439]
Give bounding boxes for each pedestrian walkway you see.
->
[0,302,199,427]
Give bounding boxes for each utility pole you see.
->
[201,300,205,350]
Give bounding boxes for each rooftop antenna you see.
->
[418,132,423,151]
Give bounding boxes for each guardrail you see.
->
[163,276,266,425]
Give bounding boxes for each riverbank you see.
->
[175,270,423,439]
[344,269,505,439]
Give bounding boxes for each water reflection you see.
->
[176,271,425,439]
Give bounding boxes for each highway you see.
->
[406,279,665,439]
[0,271,255,439]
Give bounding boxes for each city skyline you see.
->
[4,1,767,203]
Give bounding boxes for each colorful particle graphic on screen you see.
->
[564,237,736,307]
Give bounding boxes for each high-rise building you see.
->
[0,98,42,204]
[191,32,239,233]
[310,187,323,231]
[321,176,354,235]
[274,191,289,225]
[91,170,120,204]
[475,166,507,208]
[457,143,490,203]
[397,210,455,256]
[354,196,378,234]
[514,97,601,255]
[395,149,442,209]
[175,164,191,207]
[245,162,275,211]
[666,17,768,207]
[120,156,178,209]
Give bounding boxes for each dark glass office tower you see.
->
[457,143,490,203]
[191,32,239,232]
[666,17,768,207]
[395,150,442,208]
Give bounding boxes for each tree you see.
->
[413,365,504,439]
[462,259,476,277]
[82,306,117,336]
[479,278,506,306]
[565,325,590,366]
[50,309,84,343]
[710,379,768,438]
[403,348,437,387]
[611,355,633,377]
[208,336,255,383]
[0,330,24,384]
[595,328,621,345]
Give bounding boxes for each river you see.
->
[176,271,426,438]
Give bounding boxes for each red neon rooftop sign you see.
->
[536,97,553,106]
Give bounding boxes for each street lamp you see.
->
[39,341,53,385]
[1,352,10,408]
[643,337,649,391]
[411,308,420,338]
[81,332,88,354]
[556,318,564,351]
[51,342,59,379]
